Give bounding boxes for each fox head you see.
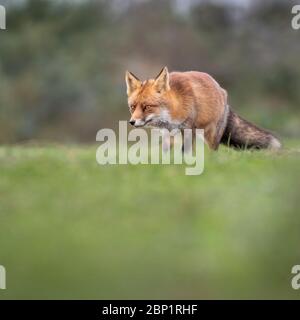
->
[125,67,171,128]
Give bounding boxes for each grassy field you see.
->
[0,141,300,299]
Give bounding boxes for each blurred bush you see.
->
[0,0,299,143]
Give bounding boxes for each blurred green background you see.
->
[0,0,300,299]
[1,0,300,142]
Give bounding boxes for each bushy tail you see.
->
[220,107,281,150]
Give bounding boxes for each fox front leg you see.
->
[161,130,174,152]
[181,129,195,153]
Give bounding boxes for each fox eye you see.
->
[130,105,136,112]
[144,105,152,111]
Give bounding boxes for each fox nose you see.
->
[129,120,136,126]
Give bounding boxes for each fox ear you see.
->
[154,66,170,92]
[125,71,141,96]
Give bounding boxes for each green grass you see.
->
[0,141,300,299]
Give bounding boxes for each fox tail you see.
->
[220,107,281,150]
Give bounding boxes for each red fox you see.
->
[125,67,281,150]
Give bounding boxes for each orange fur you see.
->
[125,67,281,150]
[126,67,227,149]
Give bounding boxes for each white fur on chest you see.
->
[148,108,186,130]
